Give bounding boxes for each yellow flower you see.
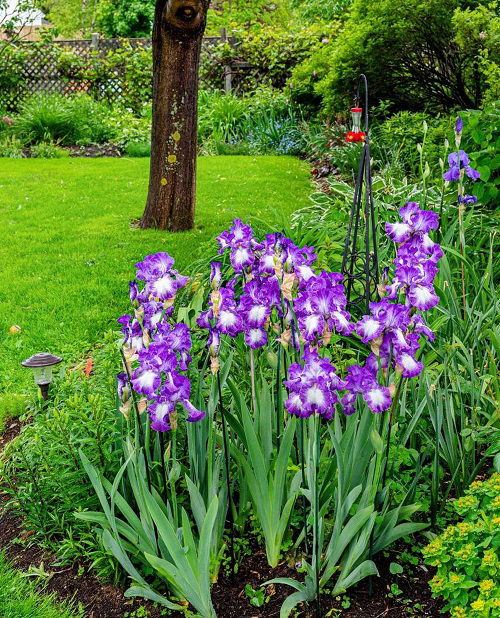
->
[470,480,484,490]
[450,607,467,618]
[479,580,495,594]
[482,550,496,566]
[430,575,444,590]
[450,573,462,584]
[471,598,486,612]
[491,495,500,509]
[457,523,471,536]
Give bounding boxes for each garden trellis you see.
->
[0,33,261,111]
[341,74,379,315]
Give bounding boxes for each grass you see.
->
[0,552,83,618]
[0,394,27,433]
[0,156,312,393]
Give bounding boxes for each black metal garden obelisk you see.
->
[341,74,379,316]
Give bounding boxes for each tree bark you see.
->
[140,0,209,231]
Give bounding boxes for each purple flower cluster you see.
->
[216,220,317,284]
[118,253,204,432]
[294,271,353,343]
[384,202,442,311]
[285,348,345,420]
[121,201,441,426]
[197,221,319,368]
[337,202,441,414]
[442,117,480,194]
[198,206,441,418]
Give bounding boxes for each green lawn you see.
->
[0,156,312,393]
[0,552,82,618]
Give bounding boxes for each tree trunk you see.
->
[140,0,209,231]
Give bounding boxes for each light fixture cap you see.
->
[22,353,63,369]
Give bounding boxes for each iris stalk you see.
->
[217,370,236,577]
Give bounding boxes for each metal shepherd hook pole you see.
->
[341,74,379,316]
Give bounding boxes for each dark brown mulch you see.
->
[66,144,123,158]
[0,418,23,452]
[211,544,446,618]
[1,423,446,618]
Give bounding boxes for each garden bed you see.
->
[0,414,446,618]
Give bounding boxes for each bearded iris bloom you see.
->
[285,348,345,420]
[342,364,391,415]
[443,151,480,182]
[384,203,442,311]
[295,271,353,343]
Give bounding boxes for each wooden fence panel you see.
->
[0,36,260,111]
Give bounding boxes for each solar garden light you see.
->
[22,353,63,401]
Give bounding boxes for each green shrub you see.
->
[125,140,151,157]
[97,0,154,37]
[201,23,337,93]
[374,111,454,177]
[197,88,305,155]
[290,0,352,21]
[291,0,496,113]
[371,105,499,207]
[14,94,116,146]
[104,106,151,149]
[423,473,500,617]
[198,90,250,142]
[1,335,123,580]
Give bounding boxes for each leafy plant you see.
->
[423,473,500,617]
[13,94,115,146]
[125,141,151,158]
[245,584,266,608]
[0,135,24,157]
[228,381,300,567]
[78,447,220,618]
[30,141,68,158]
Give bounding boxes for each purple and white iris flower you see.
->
[294,271,354,343]
[384,202,442,311]
[118,252,204,432]
[285,348,345,420]
[341,363,392,415]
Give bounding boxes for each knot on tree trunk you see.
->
[164,0,205,34]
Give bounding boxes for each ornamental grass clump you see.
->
[81,201,442,616]
[423,473,500,617]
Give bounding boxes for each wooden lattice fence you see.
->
[0,34,261,111]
